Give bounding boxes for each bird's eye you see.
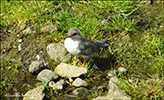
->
[72,33,77,36]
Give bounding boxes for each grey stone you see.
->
[20,24,27,30]
[49,81,55,87]
[49,80,68,90]
[37,69,59,83]
[72,78,88,87]
[40,25,57,33]
[46,43,71,62]
[72,87,88,97]
[14,92,21,99]
[93,77,131,100]
[113,70,119,75]
[21,83,32,91]
[23,85,45,100]
[29,61,44,74]
[17,21,27,31]
[55,63,87,78]
[107,70,119,78]
[139,0,151,5]
[97,85,108,92]
[118,67,128,74]
[49,81,63,90]
[107,70,118,78]
[107,71,114,78]
[23,26,36,35]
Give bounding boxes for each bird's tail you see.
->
[95,40,109,48]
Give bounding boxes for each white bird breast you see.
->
[64,38,81,55]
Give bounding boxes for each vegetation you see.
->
[1,0,163,100]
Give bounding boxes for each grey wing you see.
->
[78,38,99,56]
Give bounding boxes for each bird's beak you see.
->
[67,35,72,38]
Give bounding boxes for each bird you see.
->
[64,28,109,69]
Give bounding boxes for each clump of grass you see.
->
[118,74,164,99]
[0,58,23,97]
[1,58,21,73]
[0,76,13,96]
[112,28,164,99]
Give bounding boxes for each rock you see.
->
[21,83,32,91]
[69,78,73,82]
[49,81,55,87]
[72,5,79,12]
[23,85,45,100]
[93,74,106,80]
[55,63,87,78]
[121,34,130,41]
[29,61,45,74]
[139,0,151,5]
[40,24,57,33]
[71,5,83,17]
[118,67,128,74]
[49,80,68,90]
[18,39,23,43]
[17,21,27,31]
[113,70,119,75]
[93,77,131,100]
[46,43,71,62]
[20,24,27,30]
[23,26,36,35]
[72,87,88,97]
[37,69,59,83]
[14,92,22,99]
[72,78,88,87]
[107,71,114,78]
[107,70,119,78]
[97,85,108,92]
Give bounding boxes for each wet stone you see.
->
[37,69,59,83]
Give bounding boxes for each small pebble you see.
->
[18,44,22,51]
[18,39,22,43]
[118,67,128,74]
[36,55,40,60]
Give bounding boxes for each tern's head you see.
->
[67,28,81,38]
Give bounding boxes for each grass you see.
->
[1,0,164,100]
[0,76,13,96]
